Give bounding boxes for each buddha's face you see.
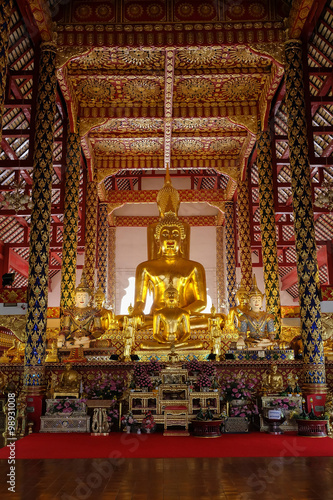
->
[237,294,248,308]
[94,295,104,308]
[75,291,90,308]
[165,289,178,306]
[159,225,182,255]
[249,294,262,312]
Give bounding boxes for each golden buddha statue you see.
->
[238,275,276,350]
[93,286,119,335]
[225,282,249,329]
[140,280,201,350]
[129,167,229,352]
[261,364,284,394]
[59,271,103,347]
[54,363,81,396]
[133,213,207,322]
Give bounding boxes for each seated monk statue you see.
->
[55,364,81,393]
[261,364,284,394]
[141,280,199,350]
[238,275,276,350]
[59,271,103,348]
[134,213,205,349]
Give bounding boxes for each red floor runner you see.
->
[0,432,332,459]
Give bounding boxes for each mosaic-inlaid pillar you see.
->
[285,39,325,390]
[0,0,13,142]
[60,131,81,322]
[257,129,281,336]
[97,203,109,295]
[216,225,226,312]
[237,175,253,292]
[24,42,57,392]
[84,180,98,292]
[108,226,116,311]
[225,201,237,309]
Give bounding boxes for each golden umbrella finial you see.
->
[156,163,180,218]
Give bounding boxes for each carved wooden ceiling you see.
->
[0,0,332,300]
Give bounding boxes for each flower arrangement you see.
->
[141,411,156,433]
[146,358,162,375]
[133,364,153,390]
[185,358,201,374]
[220,375,257,402]
[121,411,137,430]
[197,372,212,389]
[229,403,259,418]
[201,363,216,378]
[268,398,298,412]
[46,398,86,415]
[84,373,126,400]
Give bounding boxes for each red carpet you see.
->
[0,432,332,459]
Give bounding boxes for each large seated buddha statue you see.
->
[131,167,209,350]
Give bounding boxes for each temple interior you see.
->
[0,0,333,498]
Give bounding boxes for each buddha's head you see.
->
[75,271,92,308]
[248,275,264,312]
[235,283,249,308]
[164,281,179,307]
[155,215,186,256]
[94,286,105,309]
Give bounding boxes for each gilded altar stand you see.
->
[129,367,221,432]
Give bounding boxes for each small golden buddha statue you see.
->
[262,364,284,394]
[238,275,276,350]
[55,364,81,395]
[141,280,202,350]
[226,283,249,327]
[94,287,119,334]
[59,271,103,347]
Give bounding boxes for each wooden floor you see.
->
[0,456,333,500]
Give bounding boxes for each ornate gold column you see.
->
[285,39,325,391]
[24,42,57,393]
[108,226,116,311]
[237,174,253,291]
[97,203,109,294]
[216,225,226,312]
[225,201,237,308]
[60,131,81,321]
[257,129,281,336]
[84,180,98,292]
[0,0,13,141]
